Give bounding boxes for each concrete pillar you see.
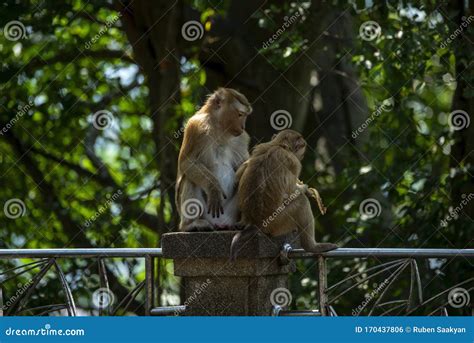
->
[162,231,298,316]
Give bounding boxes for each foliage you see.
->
[0,0,472,315]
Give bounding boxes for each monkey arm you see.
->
[179,119,224,195]
[181,158,224,195]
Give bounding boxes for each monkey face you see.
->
[273,129,307,159]
[294,137,306,160]
[220,97,252,137]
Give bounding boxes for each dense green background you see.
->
[0,0,472,316]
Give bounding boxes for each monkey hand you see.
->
[207,186,227,218]
[296,182,308,195]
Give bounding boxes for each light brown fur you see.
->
[176,88,252,231]
[231,130,337,258]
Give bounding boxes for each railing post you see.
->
[145,255,155,316]
[162,231,298,316]
[318,256,328,316]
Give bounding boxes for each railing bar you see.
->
[407,259,416,312]
[328,260,407,304]
[150,305,186,316]
[0,248,163,258]
[0,260,48,276]
[112,281,145,316]
[53,260,77,316]
[145,255,155,316]
[379,302,407,316]
[5,259,55,315]
[377,299,408,307]
[327,259,406,294]
[367,261,411,316]
[16,304,67,315]
[0,260,50,284]
[405,280,474,315]
[0,248,472,258]
[36,305,68,316]
[327,258,405,292]
[288,248,474,258]
[0,287,3,316]
[318,256,327,316]
[352,262,409,316]
[276,309,321,316]
[156,258,161,307]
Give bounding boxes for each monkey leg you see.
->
[178,181,214,232]
[267,195,337,253]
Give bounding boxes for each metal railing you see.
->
[0,247,473,316]
[0,248,164,316]
[281,246,474,316]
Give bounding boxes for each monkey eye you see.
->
[238,111,246,117]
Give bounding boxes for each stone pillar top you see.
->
[162,231,299,259]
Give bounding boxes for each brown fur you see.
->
[176,88,252,231]
[231,130,337,259]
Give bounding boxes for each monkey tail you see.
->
[229,225,259,262]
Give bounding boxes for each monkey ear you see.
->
[211,88,225,108]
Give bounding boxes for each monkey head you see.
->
[272,129,307,160]
[207,88,252,137]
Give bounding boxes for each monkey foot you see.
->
[184,219,214,232]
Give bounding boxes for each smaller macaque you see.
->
[230,129,337,260]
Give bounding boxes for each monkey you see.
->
[230,129,337,260]
[176,88,252,232]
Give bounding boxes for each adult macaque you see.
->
[231,129,337,260]
[176,88,252,231]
